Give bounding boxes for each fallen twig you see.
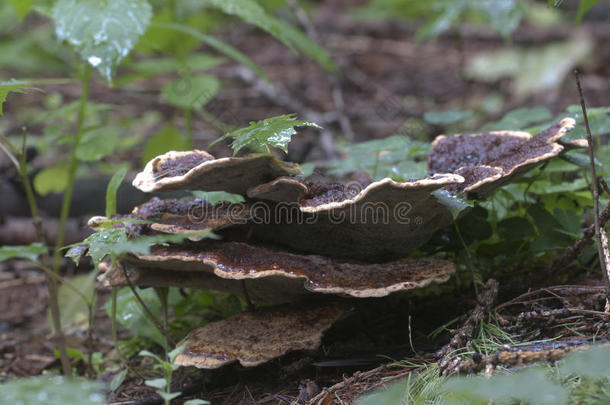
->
[574,69,610,305]
[449,340,610,375]
[436,279,499,376]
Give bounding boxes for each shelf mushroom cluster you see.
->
[95,118,577,369]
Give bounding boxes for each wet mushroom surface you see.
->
[133,150,302,194]
[174,303,347,369]
[428,118,576,198]
[98,240,456,301]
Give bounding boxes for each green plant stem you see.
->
[52,65,92,272]
[454,222,479,297]
[48,65,91,375]
[155,287,170,361]
[185,109,194,147]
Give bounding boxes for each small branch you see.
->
[449,341,610,375]
[548,197,610,271]
[121,266,176,347]
[436,279,499,376]
[573,70,610,302]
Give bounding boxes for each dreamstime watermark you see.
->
[187,199,422,226]
[186,181,424,227]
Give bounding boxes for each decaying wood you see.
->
[448,340,610,375]
[0,216,90,246]
[437,279,499,376]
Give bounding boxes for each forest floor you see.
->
[1,1,610,404]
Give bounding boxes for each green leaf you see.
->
[0,243,46,261]
[48,271,97,334]
[0,79,32,115]
[65,244,88,266]
[424,109,473,125]
[0,376,105,405]
[76,132,119,161]
[144,378,167,389]
[443,368,568,405]
[158,392,181,402]
[168,343,187,362]
[111,288,178,346]
[141,125,191,167]
[106,167,127,218]
[7,0,33,21]
[110,369,128,392]
[219,114,321,154]
[576,0,600,23]
[161,75,220,111]
[559,345,610,378]
[189,191,244,204]
[52,0,152,82]
[480,107,552,131]
[466,37,593,98]
[33,164,70,196]
[152,23,269,83]
[83,228,215,266]
[184,399,211,405]
[432,189,474,219]
[202,0,336,71]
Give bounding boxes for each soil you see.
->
[1,2,609,405]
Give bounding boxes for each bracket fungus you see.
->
[92,118,582,369]
[174,303,346,369]
[428,118,576,198]
[132,150,301,194]
[98,241,455,301]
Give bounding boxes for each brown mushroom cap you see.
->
[242,174,464,260]
[88,197,252,241]
[174,303,346,369]
[133,150,302,194]
[98,241,455,300]
[428,118,576,198]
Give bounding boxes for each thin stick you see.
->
[121,267,176,346]
[573,70,610,300]
[454,222,479,297]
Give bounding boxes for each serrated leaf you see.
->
[162,75,220,111]
[0,376,105,405]
[106,167,127,218]
[65,244,88,266]
[76,132,119,161]
[83,228,216,265]
[219,114,321,154]
[141,125,191,166]
[0,243,46,262]
[0,79,32,115]
[52,0,152,82]
[33,165,70,195]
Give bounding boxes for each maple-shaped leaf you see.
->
[0,80,32,115]
[216,114,321,155]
